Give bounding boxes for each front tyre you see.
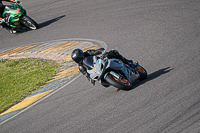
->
[21,15,39,30]
[105,73,132,90]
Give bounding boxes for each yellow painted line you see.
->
[0,40,100,117]
[41,41,83,53]
[0,89,55,116]
[64,55,73,62]
[40,42,69,53]
[53,41,83,53]
[0,44,38,57]
[48,45,99,82]
[48,65,79,82]
[82,45,99,52]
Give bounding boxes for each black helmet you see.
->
[71,48,84,64]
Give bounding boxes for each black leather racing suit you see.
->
[78,48,133,85]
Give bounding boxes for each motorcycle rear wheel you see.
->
[136,65,147,81]
[105,73,132,90]
[21,15,39,30]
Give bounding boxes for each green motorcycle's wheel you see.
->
[21,15,39,30]
[9,29,17,34]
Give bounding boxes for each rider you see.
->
[71,48,137,85]
[0,0,18,27]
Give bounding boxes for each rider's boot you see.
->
[111,49,132,65]
[109,49,138,67]
[116,53,137,67]
[130,61,139,68]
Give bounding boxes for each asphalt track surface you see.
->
[0,0,200,133]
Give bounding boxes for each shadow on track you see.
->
[122,67,174,91]
[15,15,66,34]
[38,15,66,28]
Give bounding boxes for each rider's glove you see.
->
[102,52,109,59]
[94,48,106,55]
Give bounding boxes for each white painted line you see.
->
[0,74,81,126]
[0,38,107,125]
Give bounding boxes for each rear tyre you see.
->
[21,15,39,30]
[136,66,147,81]
[105,72,132,90]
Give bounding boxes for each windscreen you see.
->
[83,56,94,70]
[5,6,15,11]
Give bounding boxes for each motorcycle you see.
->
[83,55,147,90]
[2,1,39,33]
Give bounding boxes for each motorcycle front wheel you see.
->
[21,15,39,30]
[105,73,132,90]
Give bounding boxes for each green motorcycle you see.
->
[2,1,39,33]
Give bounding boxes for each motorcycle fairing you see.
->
[86,56,103,80]
[85,56,138,84]
[3,3,26,28]
[105,58,137,83]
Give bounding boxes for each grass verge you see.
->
[0,58,60,114]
